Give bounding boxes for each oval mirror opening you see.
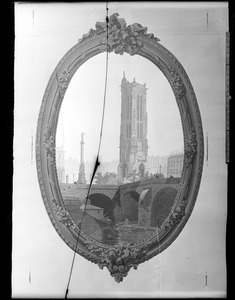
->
[55,52,184,246]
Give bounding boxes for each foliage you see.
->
[125,170,165,183]
[144,171,164,179]
[94,172,118,185]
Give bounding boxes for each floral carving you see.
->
[185,128,197,167]
[162,199,187,230]
[79,13,160,56]
[168,66,186,99]
[86,242,151,283]
[57,68,70,98]
[43,126,55,161]
[52,199,77,230]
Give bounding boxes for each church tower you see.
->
[78,132,87,184]
[118,72,148,182]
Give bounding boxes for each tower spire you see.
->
[121,70,127,86]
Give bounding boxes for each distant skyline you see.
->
[57,150,184,183]
[56,53,184,163]
[57,148,184,165]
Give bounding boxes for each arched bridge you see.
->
[61,178,180,227]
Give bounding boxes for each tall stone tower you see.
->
[78,132,87,184]
[118,72,148,182]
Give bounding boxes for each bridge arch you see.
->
[89,193,114,222]
[151,187,177,227]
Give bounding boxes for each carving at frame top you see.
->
[185,128,197,167]
[79,13,160,56]
[86,242,151,283]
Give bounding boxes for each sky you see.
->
[13,2,228,298]
[56,52,183,163]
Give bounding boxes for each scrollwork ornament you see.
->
[162,199,187,230]
[52,199,77,230]
[86,242,151,283]
[185,128,198,167]
[43,126,55,162]
[168,66,186,99]
[57,68,71,98]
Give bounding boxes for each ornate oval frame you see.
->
[36,13,204,283]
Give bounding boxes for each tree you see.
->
[143,171,150,179]
[106,172,118,184]
[94,172,118,185]
[94,172,106,185]
[156,172,164,178]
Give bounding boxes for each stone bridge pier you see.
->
[118,178,180,227]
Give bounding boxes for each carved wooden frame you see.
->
[36,13,204,283]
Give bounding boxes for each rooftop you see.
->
[80,204,103,211]
[121,72,147,89]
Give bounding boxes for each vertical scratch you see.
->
[206,12,208,29]
[206,133,208,167]
[29,268,31,284]
[205,269,208,290]
[31,130,33,165]
[226,32,230,164]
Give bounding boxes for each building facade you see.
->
[167,152,184,178]
[146,155,168,178]
[56,147,65,183]
[118,73,148,182]
[64,157,79,183]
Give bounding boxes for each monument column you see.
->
[78,132,87,184]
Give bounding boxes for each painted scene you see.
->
[56,52,184,245]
